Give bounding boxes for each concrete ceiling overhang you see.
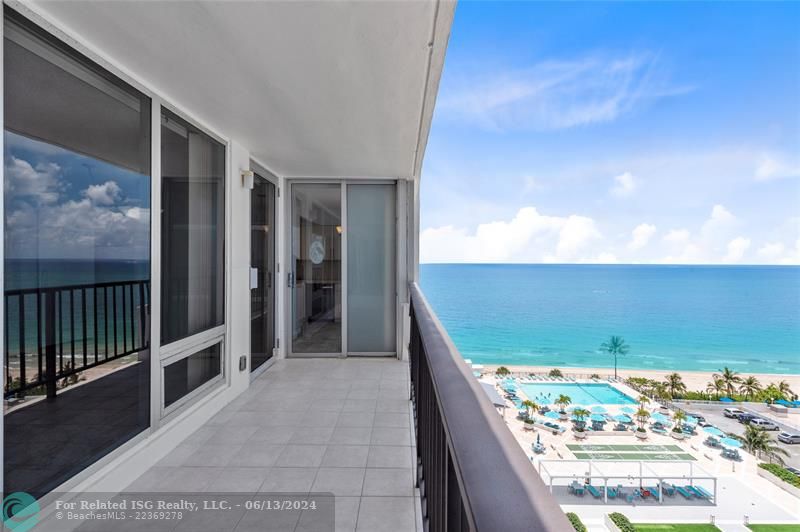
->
[21,0,455,180]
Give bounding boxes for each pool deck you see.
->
[488,376,800,528]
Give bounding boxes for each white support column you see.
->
[227,141,252,394]
[604,478,608,503]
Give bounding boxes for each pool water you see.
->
[519,383,637,405]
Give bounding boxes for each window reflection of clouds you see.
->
[4,130,150,260]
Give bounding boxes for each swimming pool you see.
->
[519,382,637,405]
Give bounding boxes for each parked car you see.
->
[736,412,758,424]
[749,418,779,431]
[785,466,800,477]
[723,408,745,418]
[778,432,800,444]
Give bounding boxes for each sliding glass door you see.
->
[290,184,343,354]
[251,175,277,371]
[289,182,396,357]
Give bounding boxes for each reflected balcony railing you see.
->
[4,279,150,400]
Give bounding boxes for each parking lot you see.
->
[675,401,800,469]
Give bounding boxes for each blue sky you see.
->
[420,1,800,264]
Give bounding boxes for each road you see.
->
[674,401,800,469]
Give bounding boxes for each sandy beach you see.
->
[481,364,800,394]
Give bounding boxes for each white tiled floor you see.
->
[125,359,418,532]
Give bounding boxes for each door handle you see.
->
[287,272,294,288]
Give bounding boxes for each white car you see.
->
[723,408,745,418]
[778,432,800,444]
[749,418,779,431]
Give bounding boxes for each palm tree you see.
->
[777,380,794,399]
[521,399,539,421]
[673,410,686,433]
[638,395,650,409]
[635,407,650,431]
[706,377,726,399]
[600,336,630,379]
[663,373,686,399]
[739,376,762,401]
[572,408,590,431]
[495,366,510,377]
[734,425,790,464]
[555,394,571,414]
[714,367,741,398]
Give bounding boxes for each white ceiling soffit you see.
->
[25,0,456,180]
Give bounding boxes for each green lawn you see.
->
[634,524,721,532]
[746,526,800,532]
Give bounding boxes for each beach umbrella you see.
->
[591,406,607,414]
[651,412,669,423]
[719,397,734,403]
[621,406,636,414]
[720,437,742,448]
[684,416,699,426]
[590,414,606,422]
[544,411,560,419]
[536,433,541,444]
[703,426,724,437]
[567,405,584,412]
[614,414,632,423]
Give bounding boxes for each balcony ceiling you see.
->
[27,0,454,179]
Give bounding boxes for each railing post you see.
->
[44,290,57,400]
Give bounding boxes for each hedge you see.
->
[609,512,636,532]
[759,463,800,489]
[566,512,587,532]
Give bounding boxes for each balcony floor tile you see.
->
[124,358,417,531]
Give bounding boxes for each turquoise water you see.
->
[420,264,800,375]
[520,383,637,406]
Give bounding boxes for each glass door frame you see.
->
[285,179,399,359]
[250,162,279,379]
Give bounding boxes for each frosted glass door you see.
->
[346,184,396,353]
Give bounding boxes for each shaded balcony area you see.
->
[124,358,417,532]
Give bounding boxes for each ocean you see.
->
[419,264,800,375]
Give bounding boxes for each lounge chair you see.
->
[607,486,619,499]
[676,486,694,499]
[586,485,603,498]
[660,483,676,497]
[569,481,585,496]
[626,489,642,503]
[689,485,713,499]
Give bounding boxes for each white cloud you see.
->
[628,223,656,250]
[755,153,800,181]
[723,237,751,263]
[437,52,693,131]
[4,157,61,204]
[757,242,785,261]
[661,205,741,263]
[420,206,602,263]
[85,181,122,205]
[701,204,737,239]
[5,156,148,260]
[611,172,637,197]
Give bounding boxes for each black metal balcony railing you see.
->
[4,279,150,399]
[409,283,571,532]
